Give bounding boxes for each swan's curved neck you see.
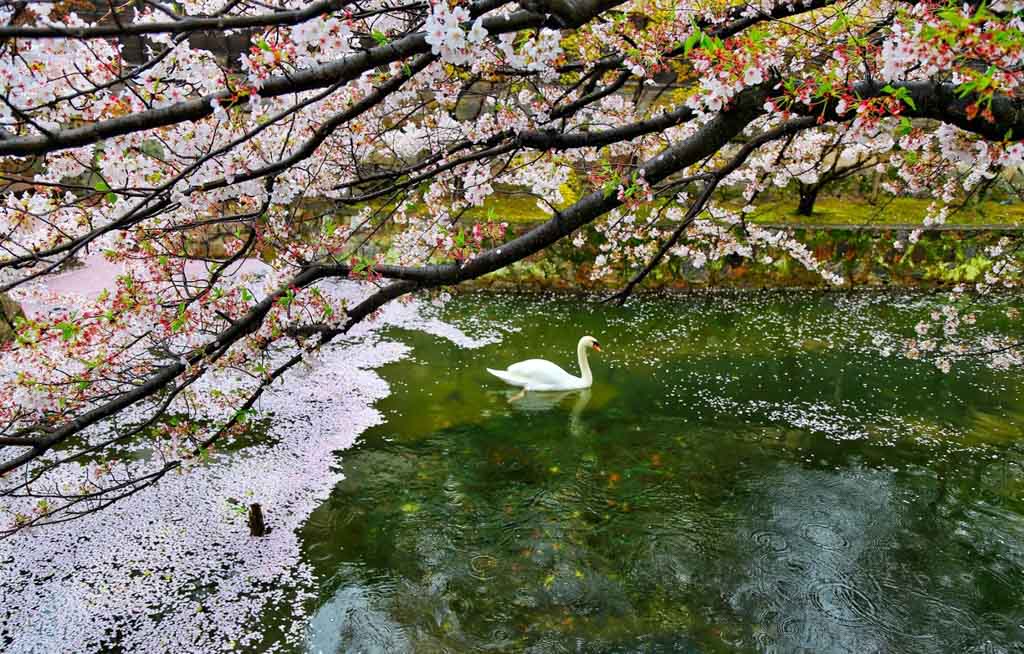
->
[576,339,593,386]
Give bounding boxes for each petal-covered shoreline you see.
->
[1,277,496,653]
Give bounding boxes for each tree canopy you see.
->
[0,0,1023,535]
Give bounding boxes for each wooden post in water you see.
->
[248,503,267,537]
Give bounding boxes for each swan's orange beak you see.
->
[593,342,602,352]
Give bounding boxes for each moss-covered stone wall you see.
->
[468,224,1023,291]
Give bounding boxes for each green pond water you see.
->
[297,291,1024,653]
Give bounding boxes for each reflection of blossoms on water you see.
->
[692,390,970,447]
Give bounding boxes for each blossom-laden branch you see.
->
[0,0,385,39]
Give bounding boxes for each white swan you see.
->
[487,335,602,391]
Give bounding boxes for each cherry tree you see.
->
[0,0,1022,554]
[3,0,1024,649]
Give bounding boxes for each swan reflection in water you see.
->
[502,387,592,437]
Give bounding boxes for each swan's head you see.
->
[581,335,602,352]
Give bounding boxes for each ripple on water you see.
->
[801,523,851,551]
[810,579,880,628]
[752,529,789,553]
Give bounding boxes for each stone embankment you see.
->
[467,223,1023,291]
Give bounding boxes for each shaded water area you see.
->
[295,291,1024,653]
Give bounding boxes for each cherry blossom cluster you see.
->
[424,3,489,66]
[685,33,778,116]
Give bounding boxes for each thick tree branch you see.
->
[0,2,534,157]
[0,0,855,158]
[321,85,773,287]
[812,80,1024,142]
[608,116,820,303]
[518,103,696,150]
[0,52,434,285]
[0,0,383,39]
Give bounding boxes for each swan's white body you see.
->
[487,336,601,391]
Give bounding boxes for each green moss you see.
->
[463,191,550,223]
[454,223,1024,291]
[744,197,1024,226]
[463,190,1024,229]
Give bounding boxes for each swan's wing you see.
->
[505,359,577,387]
[486,368,530,387]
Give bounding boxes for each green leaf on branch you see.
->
[881,84,917,110]
[277,289,295,309]
[602,178,620,199]
[57,320,79,341]
[700,33,723,53]
[93,179,117,204]
[171,302,187,333]
[683,29,701,54]
[323,217,337,237]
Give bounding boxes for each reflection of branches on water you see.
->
[950,337,1024,360]
[3,461,178,534]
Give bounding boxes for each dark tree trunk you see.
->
[248,503,267,537]
[797,184,820,216]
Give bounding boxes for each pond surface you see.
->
[297,291,1024,653]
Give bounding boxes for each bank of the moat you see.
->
[465,223,1023,291]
